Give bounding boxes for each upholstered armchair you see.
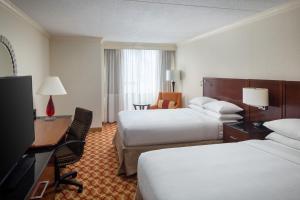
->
[150,92,182,109]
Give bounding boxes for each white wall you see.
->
[0,1,50,115]
[50,37,102,128]
[177,3,300,104]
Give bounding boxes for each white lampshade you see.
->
[166,70,180,81]
[37,76,67,95]
[243,88,269,107]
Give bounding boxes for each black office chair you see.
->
[54,107,93,193]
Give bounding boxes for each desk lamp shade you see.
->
[37,76,67,117]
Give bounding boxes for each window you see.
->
[120,49,161,110]
[104,48,175,122]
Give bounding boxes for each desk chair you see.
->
[54,107,93,193]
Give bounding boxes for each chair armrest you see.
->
[174,105,182,109]
[54,140,85,155]
[149,105,158,109]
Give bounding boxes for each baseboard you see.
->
[89,127,102,132]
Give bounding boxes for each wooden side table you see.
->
[223,121,272,143]
[133,104,150,110]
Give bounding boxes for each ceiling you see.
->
[10,0,290,43]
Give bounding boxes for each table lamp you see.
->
[243,87,269,126]
[37,76,67,120]
[166,70,180,92]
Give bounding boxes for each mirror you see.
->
[0,35,17,76]
[0,43,14,76]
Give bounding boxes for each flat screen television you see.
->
[0,76,35,186]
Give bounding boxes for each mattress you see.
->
[117,108,224,147]
[138,140,300,200]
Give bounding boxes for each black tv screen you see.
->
[0,76,35,186]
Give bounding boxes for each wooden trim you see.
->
[282,81,286,118]
[89,127,102,132]
[284,81,300,118]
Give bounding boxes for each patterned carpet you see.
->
[55,123,137,200]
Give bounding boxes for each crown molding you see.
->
[0,0,50,38]
[177,1,300,46]
[103,41,177,51]
[51,35,103,41]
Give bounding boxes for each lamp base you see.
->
[46,95,55,117]
[44,116,56,121]
[171,81,176,92]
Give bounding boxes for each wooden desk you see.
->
[1,116,72,200]
[0,151,54,200]
[31,116,72,149]
[28,116,71,199]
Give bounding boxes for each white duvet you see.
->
[138,140,300,200]
[117,108,223,146]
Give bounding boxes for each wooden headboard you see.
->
[285,81,300,118]
[203,77,300,122]
[203,78,249,118]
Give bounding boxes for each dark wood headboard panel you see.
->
[249,79,284,122]
[285,81,300,118]
[203,78,249,119]
[203,77,300,122]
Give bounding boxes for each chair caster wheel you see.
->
[77,186,83,193]
[71,173,77,178]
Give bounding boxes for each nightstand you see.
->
[223,121,272,143]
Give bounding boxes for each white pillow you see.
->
[204,109,243,120]
[203,101,243,114]
[189,96,217,107]
[266,132,300,150]
[188,104,205,113]
[220,119,240,123]
[264,119,300,141]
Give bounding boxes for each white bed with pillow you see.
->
[136,119,300,200]
[114,97,243,175]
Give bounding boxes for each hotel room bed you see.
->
[114,108,232,176]
[136,139,300,200]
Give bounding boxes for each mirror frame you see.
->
[0,35,17,75]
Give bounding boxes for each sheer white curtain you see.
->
[105,49,121,123]
[120,49,161,111]
[104,49,175,122]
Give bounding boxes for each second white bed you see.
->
[118,108,226,147]
[137,139,300,200]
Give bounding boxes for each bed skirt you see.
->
[113,130,223,176]
[135,185,143,200]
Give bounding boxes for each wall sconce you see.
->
[243,88,269,126]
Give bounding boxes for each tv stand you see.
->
[0,116,71,200]
[2,155,36,190]
[0,151,54,200]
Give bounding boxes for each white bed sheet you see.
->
[117,108,224,146]
[138,140,300,200]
